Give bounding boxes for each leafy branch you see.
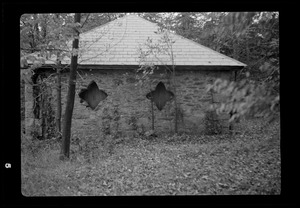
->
[207,78,279,123]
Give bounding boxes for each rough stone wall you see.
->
[172,70,231,134]
[50,69,233,135]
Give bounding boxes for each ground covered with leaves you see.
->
[21,118,280,196]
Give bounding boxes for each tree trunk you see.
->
[172,68,178,134]
[41,84,47,139]
[60,13,81,160]
[55,14,62,135]
[171,50,178,134]
[56,64,62,133]
[151,99,154,131]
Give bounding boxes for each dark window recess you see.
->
[78,80,108,110]
[146,82,174,111]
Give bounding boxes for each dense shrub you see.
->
[100,105,122,154]
[21,132,59,157]
[203,110,223,135]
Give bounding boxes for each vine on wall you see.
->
[31,73,57,140]
[100,104,122,154]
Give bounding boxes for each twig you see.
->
[20,47,69,53]
[81,13,91,28]
[76,70,85,82]
[78,18,128,64]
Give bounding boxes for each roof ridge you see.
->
[81,14,161,36]
[129,14,160,26]
[80,14,134,36]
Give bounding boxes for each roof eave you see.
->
[32,64,245,71]
[77,64,245,71]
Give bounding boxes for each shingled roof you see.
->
[34,14,246,70]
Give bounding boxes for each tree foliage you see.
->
[203,12,279,123]
[20,13,126,67]
[20,14,73,58]
[136,12,279,123]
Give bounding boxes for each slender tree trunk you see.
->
[173,70,178,134]
[56,63,62,133]
[55,14,62,134]
[31,14,39,52]
[60,13,81,160]
[151,99,154,131]
[41,85,46,139]
[170,45,178,134]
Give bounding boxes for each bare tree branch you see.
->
[81,13,91,28]
[20,47,70,53]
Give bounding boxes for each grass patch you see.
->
[21,118,280,195]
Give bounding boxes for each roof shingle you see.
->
[43,14,247,68]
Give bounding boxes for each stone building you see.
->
[22,14,246,137]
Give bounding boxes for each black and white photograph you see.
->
[19,12,280,196]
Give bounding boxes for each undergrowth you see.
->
[203,110,223,135]
[21,118,280,196]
